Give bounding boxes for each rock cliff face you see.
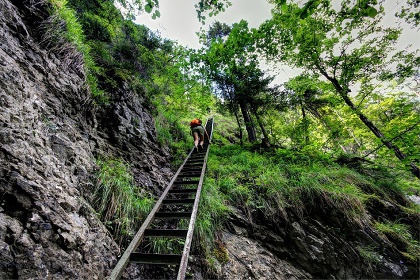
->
[218,203,418,279]
[0,0,173,278]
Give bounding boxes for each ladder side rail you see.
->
[109,148,195,280]
[206,117,214,142]
[177,118,214,280]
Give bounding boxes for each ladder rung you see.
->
[183,163,203,167]
[130,253,182,265]
[144,229,188,237]
[174,180,199,185]
[187,160,204,163]
[184,162,204,168]
[188,158,204,161]
[163,199,195,205]
[180,170,202,173]
[177,173,201,178]
[155,212,192,219]
[169,189,197,194]
[182,166,202,170]
[190,154,205,157]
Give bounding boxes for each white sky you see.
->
[135,0,419,85]
[135,0,273,49]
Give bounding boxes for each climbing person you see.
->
[190,118,210,152]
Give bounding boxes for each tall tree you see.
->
[201,20,276,143]
[259,0,420,178]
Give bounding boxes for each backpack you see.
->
[190,118,201,127]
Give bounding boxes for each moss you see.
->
[213,241,229,265]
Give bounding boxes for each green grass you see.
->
[207,145,370,222]
[374,221,420,262]
[357,245,382,268]
[204,143,420,241]
[94,158,154,244]
[195,177,230,255]
[48,0,108,103]
[146,238,185,254]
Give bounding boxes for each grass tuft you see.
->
[94,158,154,244]
[374,221,420,262]
[47,0,108,103]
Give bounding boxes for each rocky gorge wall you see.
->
[0,0,173,278]
[216,200,419,280]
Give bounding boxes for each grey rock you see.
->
[0,0,174,278]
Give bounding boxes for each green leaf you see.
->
[366,7,378,18]
[145,3,153,13]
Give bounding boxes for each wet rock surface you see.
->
[0,0,173,278]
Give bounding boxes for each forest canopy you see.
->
[193,0,420,179]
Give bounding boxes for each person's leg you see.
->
[199,134,204,148]
[193,132,199,149]
[197,126,205,149]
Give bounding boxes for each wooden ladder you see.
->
[109,118,214,280]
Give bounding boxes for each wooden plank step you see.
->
[162,199,195,205]
[130,253,181,265]
[168,188,197,194]
[155,212,192,219]
[174,180,199,185]
[144,229,188,238]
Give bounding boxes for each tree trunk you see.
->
[233,104,244,146]
[300,102,309,146]
[225,85,243,145]
[239,100,257,142]
[324,74,420,179]
[250,104,270,145]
